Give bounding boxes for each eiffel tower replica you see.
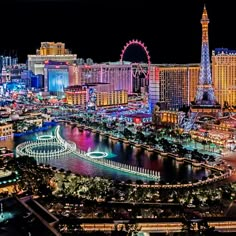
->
[190,5,221,118]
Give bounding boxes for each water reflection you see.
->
[10,125,211,182]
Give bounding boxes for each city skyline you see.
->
[1,0,236,64]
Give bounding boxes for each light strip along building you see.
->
[149,64,200,112]
[212,48,236,107]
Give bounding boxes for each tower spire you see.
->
[190,4,221,117]
[201,4,209,43]
[193,4,218,106]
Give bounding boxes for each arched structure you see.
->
[120,39,151,80]
[16,126,76,161]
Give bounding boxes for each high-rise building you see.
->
[68,64,81,86]
[148,64,200,112]
[188,65,201,104]
[190,5,221,114]
[96,90,128,107]
[64,84,128,108]
[64,85,87,107]
[159,65,191,110]
[27,42,77,75]
[37,42,70,55]
[212,48,236,107]
[68,62,133,94]
[0,56,18,70]
[44,61,69,93]
[149,65,160,112]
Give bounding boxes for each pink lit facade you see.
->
[68,64,81,86]
[68,63,133,94]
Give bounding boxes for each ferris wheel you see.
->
[120,39,151,80]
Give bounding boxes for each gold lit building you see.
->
[96,90,128,107]
[25,117,43,128]
[153,110,185,127]
[65,85,128,108]
[27,42,77,75]
[65,86,87,106]
[212,48,236,107]
[37,42,69,55]
[188,65,200,104]
[0,123,13,139]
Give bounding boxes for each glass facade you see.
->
[48,69,69,93]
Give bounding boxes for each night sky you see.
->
[1,0,236,64]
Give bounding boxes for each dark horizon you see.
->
[1,0,236,64]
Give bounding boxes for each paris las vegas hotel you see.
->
[25,14,236,110]
[149,47,236,112]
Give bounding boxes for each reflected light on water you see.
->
[187,164,192,173]
[175,160,181,172]
[12,125,211,182]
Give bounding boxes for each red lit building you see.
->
[124,113,152,125]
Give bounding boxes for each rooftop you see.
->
[0,197,61,236]
[124,113,152,118]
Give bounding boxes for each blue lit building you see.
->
[31,74,44,89]
[0,55,18,71]
[44,61,69,94]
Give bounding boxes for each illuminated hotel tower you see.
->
[149,64,200,112]
[68,63,133,94]
[191,5,220,112]
[212,48,236,107]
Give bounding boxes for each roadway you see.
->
[224,201,236,217]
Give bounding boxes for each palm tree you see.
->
[181,218,195,234]
[66,170,72,176]
[59,168,65,173]
[125,223,142,236]
[201,139,207,150]
[210,142,216,152]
